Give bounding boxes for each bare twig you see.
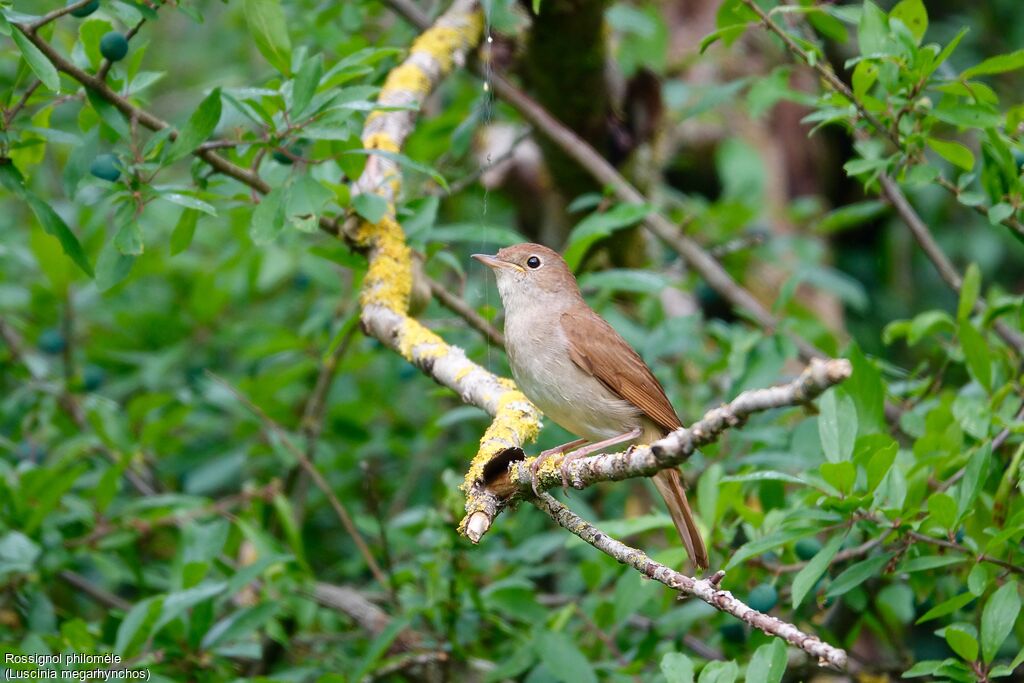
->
[67,480,282,548]
[58,569,131,611]
[3,81,41,129]
[534,494,848,669]
[291,314,360,516]
[742,0,1024,355]
[880,174,1024,354]
[905,530,1023,576]
[428,278,505,348]
[208,373,393,595]
[26,0,97,31]
[310,582,420,651]
[742,0,1024,241]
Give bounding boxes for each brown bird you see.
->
[473,243,709,569]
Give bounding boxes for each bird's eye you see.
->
[526,256,541,269]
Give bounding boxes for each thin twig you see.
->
[207,373,394,595]
[753,0,1024,355]
[66,480,281,548]
[428,278,504,348]
[743,0,1024,241]
[58,570,132,611]
[27,0,97,31]
[880,174,1024,354]
[3,81,41,129]
[906,530,1023,575]
[291,314,360,517]
[534,494,848,669]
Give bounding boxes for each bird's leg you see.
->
[530,437,588,496]
[559,427,643,490]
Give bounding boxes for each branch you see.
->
[462,358,851,540]
[534,494,848,670]
[427,278,505,348]
[379,0,824,363]
[879,175,1024,354]
[208,373,394,595]
[342,0,544,538]
[741,1,1024,356]
[742,0,1024,242]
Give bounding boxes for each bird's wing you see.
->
[560,308,682,433]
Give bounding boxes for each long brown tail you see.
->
[652,468,709,570]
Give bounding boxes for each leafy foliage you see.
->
[1,0,1023,681]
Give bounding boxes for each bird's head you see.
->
[473,243,580,312]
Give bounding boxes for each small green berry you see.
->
[69,0,100,17]
[38,329,66,355]
[90,153,121,181]
[82,364,105,392]
[100,31,129,62]
[795,537,823,561]
[747,583,778,613]
[719,622,746,644]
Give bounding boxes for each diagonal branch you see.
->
[740,0,1024,355]
[462,358,851,540]
[534,493,848,670]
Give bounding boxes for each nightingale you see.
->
[473,243,709,570]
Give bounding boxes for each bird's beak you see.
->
[472,253,523,272]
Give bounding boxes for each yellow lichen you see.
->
[382,63,432,97]
[461,390,541,493]
[454,366,472,382]
[361,132,401,154]
[358,215,412,314]
[397,319,448,361]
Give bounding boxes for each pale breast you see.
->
[505,309,642,441]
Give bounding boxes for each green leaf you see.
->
[826,553,893,598]
[167,88,222,163]
[661,653,694,683]
[170,209,199,255]
[535,630,597,683]
[11,28,60,93]
[961,49,1024,79]
[250,187,286,245]
[285,174,332,232]
[292,54,322,116]
[0,164,93,277]
[727,528,822,570]
[160,192,217,216]
[958,263,981,321]
[817,200,887,234]
[959,320,992,391]
[243,0,293,75]
[791,534,844,607]
[115,597,163,657]
[114,221,144,256]
[889,0,927,43]
[927,492,958,529]
[201,602,278,649]
[698,659,739,683]
[818,390,857,462]
[981,581,1020,663]
[563,203,651,270]
[820,461,856,494]
[745,640,787,683]
[917,592,975,624]
[946,625,979,662]
[957,445,990,519]
[352,193,388,224]
[926,138,974,172]
[857,1,888,55]
[988,203,1015,227]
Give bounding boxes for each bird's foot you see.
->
[530,447,562,497]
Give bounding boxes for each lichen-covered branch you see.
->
[534,494,848,670]
[462,358,851,540]
[344,0,543,539]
